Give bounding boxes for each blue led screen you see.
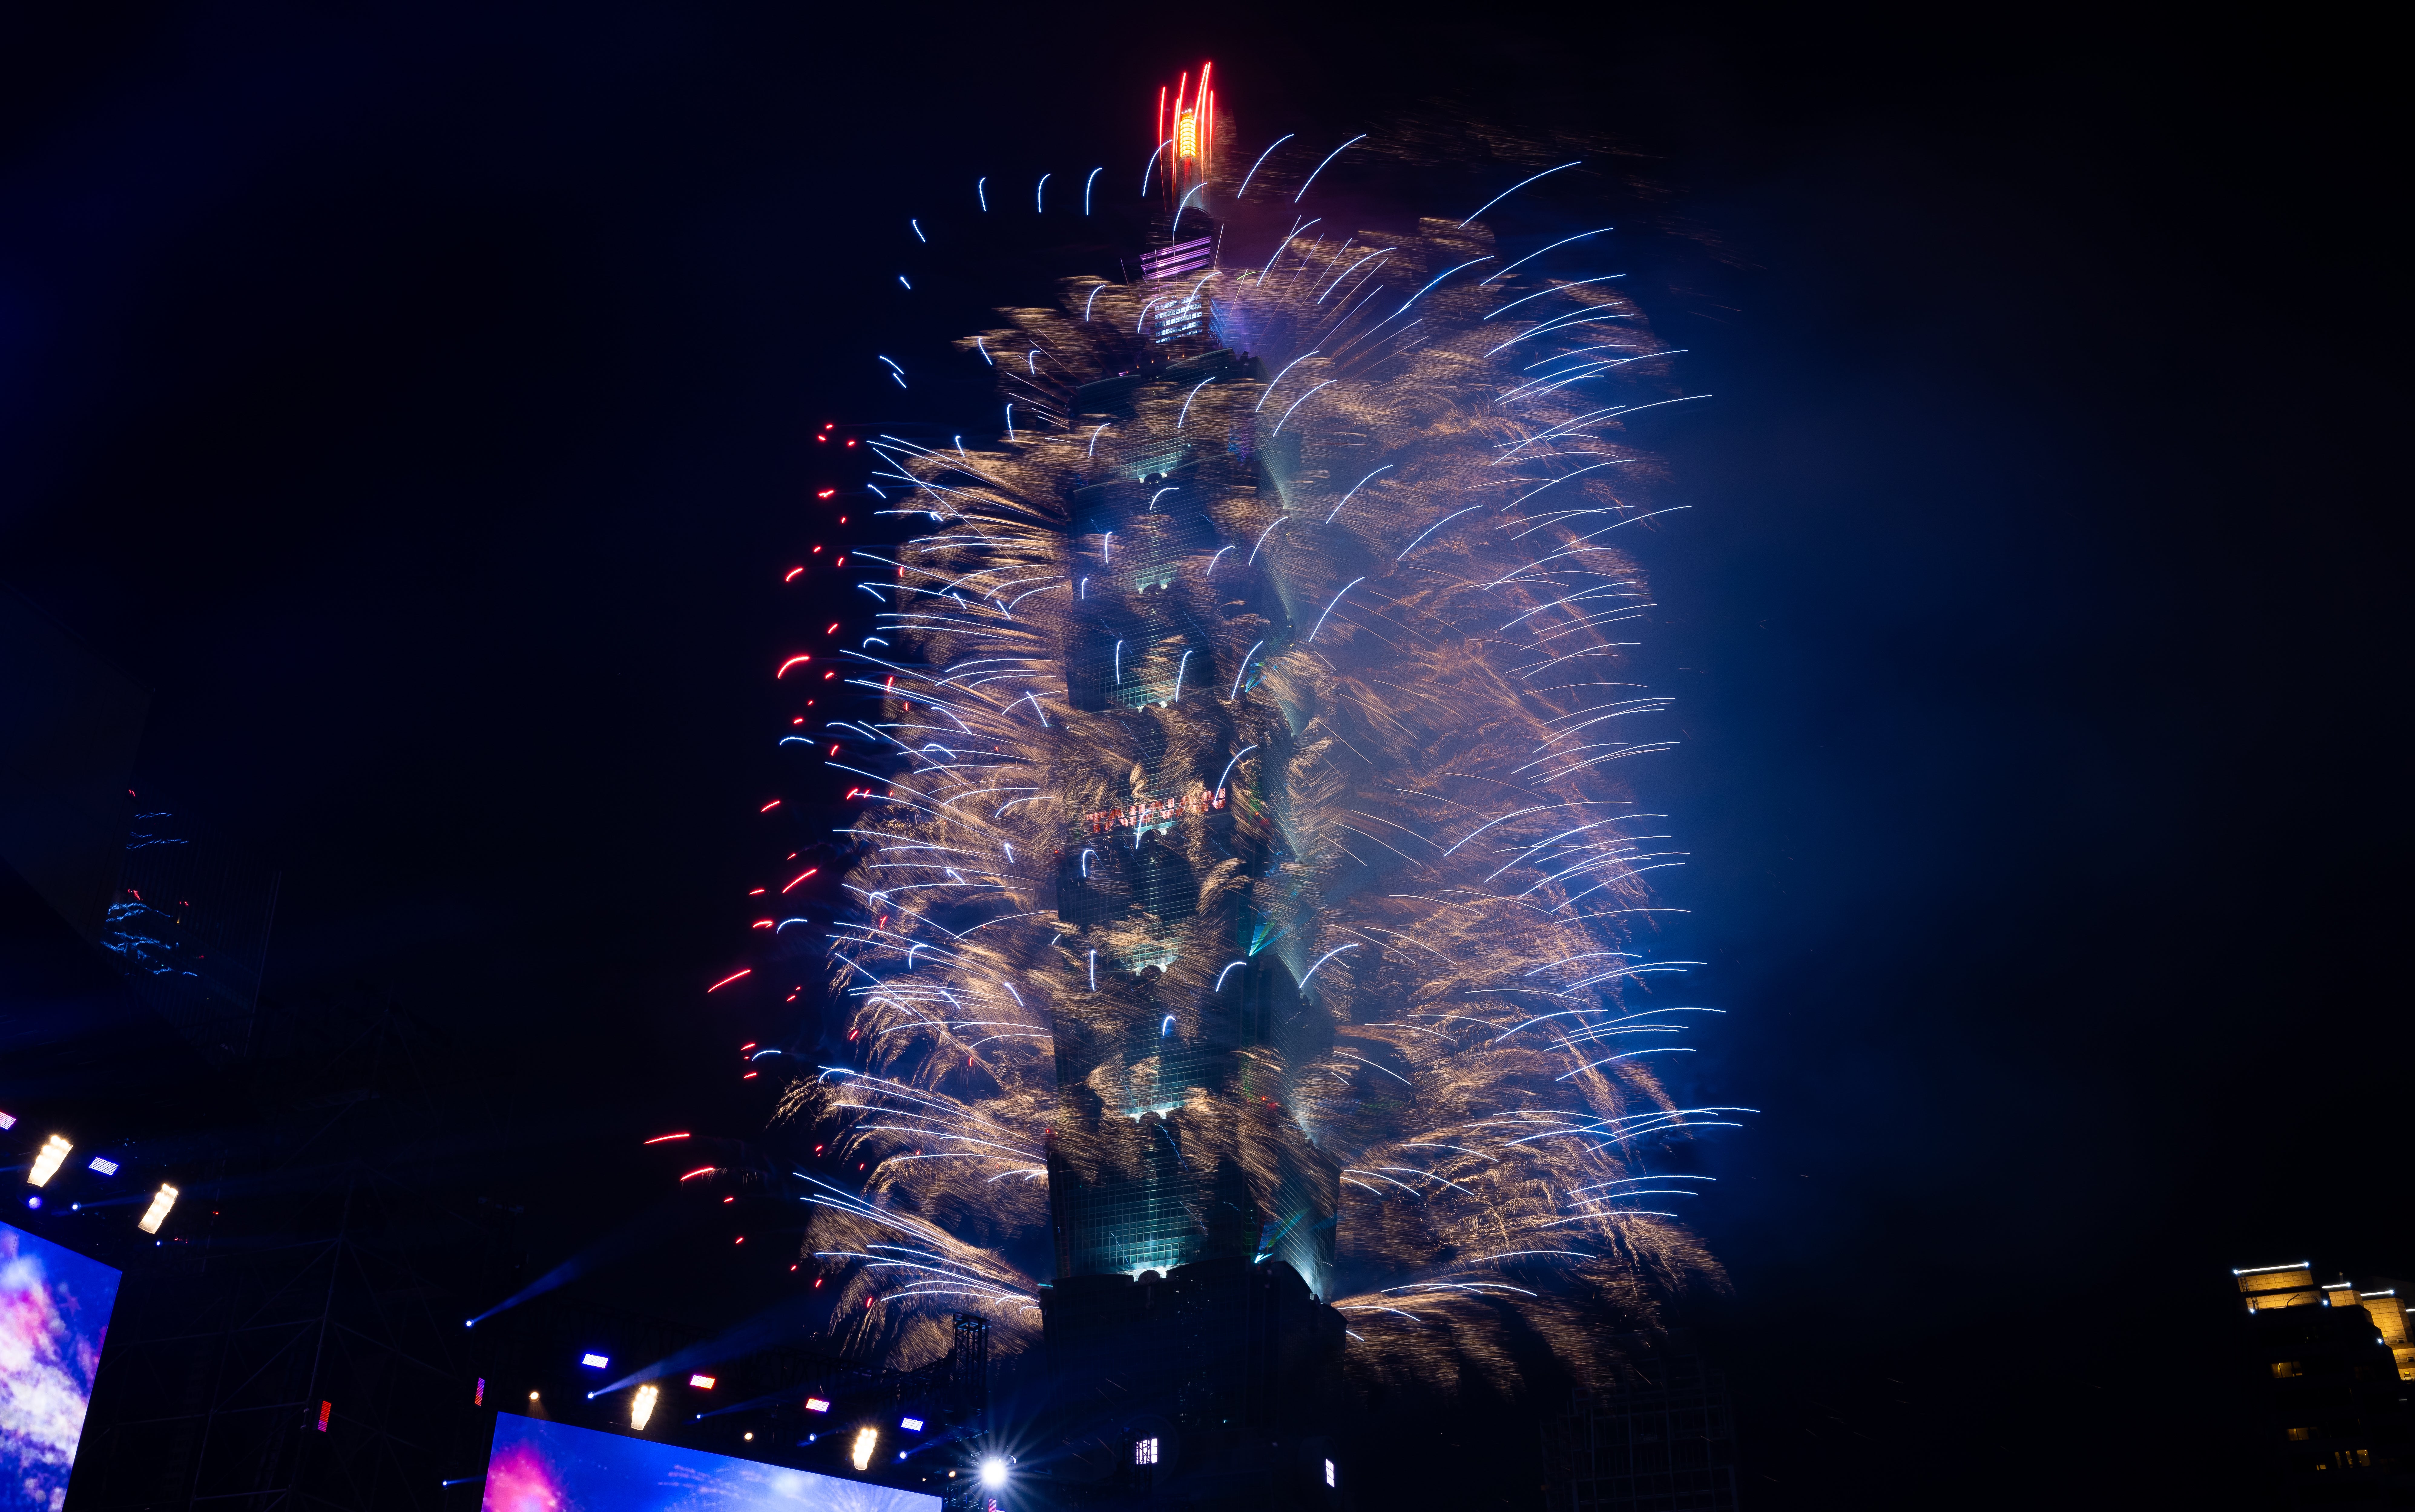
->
[0,1218,122,1512]
[482,1413,940,1512]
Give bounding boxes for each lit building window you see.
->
[2271,1360,2304,1378]
[2286,1427,2313,1441]
[1134,1437,1158,1466]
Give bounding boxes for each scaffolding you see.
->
[71,1003,498,1512]
[1542,1335,1741,1512]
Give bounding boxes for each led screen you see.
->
[0,1218,122,1511]
[483,1413,939,1512]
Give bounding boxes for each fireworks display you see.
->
[774,74,1743,1400]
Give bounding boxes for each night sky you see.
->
[2,10,2400,1509]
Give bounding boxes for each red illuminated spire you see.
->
[1154,62,1217,205]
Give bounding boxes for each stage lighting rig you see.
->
[138,1183,178,1233]
[27,1135,71,1187]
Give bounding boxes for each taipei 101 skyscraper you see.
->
[806,56,1728,1508]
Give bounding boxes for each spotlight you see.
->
[805,1397,831,1414]
[900,1416,923,1432]
[980,1457,1007,1489]
[0,1110,14,1129]
[88,1156,119,1176]
[850,1427,878,1471]
[528,1391,539,1402]
[630,1385,658,1431]
[689,1374,716,1389]
[23,1196,38,1210]
[1325,1458,1337,1487]
[28,1136,72,1187]
[743,1431,753,1442]
[138,1184,178,1234]
[580,1353,610,1369]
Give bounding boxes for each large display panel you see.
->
[0,1218,122,1512]
[483,1413,940,1512]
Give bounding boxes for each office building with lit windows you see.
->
[2232,1259,2415,1505]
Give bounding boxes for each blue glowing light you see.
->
[1235,133,1293,200]
[1293,134,1366,203]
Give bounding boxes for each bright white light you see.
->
[1326,1458,1337,1486]
[900,1416,923,1431]
[580,1353,609,1369]
[1135,1436,1158,1465]
[88,1156,118,1176]
[980,1457,1007,1489]
[850,1427,879,1471]
[630,1385,658,1430]
[805,1397,831,1413]
[689,1374,716,1389]
[0,1111,15,1130]
[138,1183,178,1234]
[27,1136,71,1187]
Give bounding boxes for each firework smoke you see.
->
[781,128,1740,1399]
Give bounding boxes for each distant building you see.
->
[2232,1260,2415,1505]
[1541,1333,1740,1512]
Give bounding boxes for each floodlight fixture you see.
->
[138,1184,178,1233]
[88,1156,119,1176]
[900,1416,923,1431]
[850,1426,879,1471]
[980,1457,1008,1489]
[631,1385,658,1431]
[28,1136,72,1187]
[689,1374,716,1389]
[0,1111,14,1130]
[580,1353,610,1369]
[805,1397,831,1413]
[1326,1458,1337,1487]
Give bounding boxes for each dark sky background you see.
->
[2,8,2402,1509]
